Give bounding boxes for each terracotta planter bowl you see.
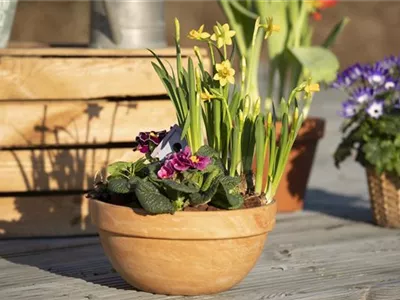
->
[90,199,276,295]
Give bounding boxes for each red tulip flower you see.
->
[311,0,337,21]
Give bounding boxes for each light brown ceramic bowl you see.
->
[90,199,276,296]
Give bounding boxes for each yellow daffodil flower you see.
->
[213,60,235,86]
[263,17,280,39]
[210,23,236,48]
[200,88,216,101]
[188,25,210,41]
[304,82,320,98]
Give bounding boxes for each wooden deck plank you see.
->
[0,211,399,299]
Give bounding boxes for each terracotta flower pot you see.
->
[90,199,276,295]
[259,118,325,212]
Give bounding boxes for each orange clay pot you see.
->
[257,118,325,212]
[90,199,276,296]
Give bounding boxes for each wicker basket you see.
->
[366,168,400,228]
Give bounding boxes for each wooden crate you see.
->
[0,47,205,238]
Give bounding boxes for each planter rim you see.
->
[90,199,276,240]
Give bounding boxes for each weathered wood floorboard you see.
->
[0,211,399,300]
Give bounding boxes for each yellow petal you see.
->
[200,32,210,39]
[222,23,230,32]
[227,76,235,84]
[213,73,220,80]
[210,33,216,41]
[220,78,227,86]
[217,39,224,48]
[228,30,236,38]
[199,24,204,33]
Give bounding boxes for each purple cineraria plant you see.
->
[351,87,374,104]
[157,146,211,179]
[365,65,387,87]
[333,55,400,120]
[339,100,358,118]
[331,64,364,90]
[366,101,384,119]
[377,55,400,71]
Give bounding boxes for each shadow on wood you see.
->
[305,188,373,224]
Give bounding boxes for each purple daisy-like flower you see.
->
[157,146,211,179]
[332,63,364,90]
[366,101,384,119]
[351,87,374,104]
[133,129,168,154]
[383,76,397,90]
[339,100,358,118]
[365,65,388,87]
[377,55,400,71]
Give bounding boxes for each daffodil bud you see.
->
[238,110,245,129]
[243,96,250,117]
[241,56,247,85]
[293,107,299,123]
[174,18,180,41]
[195,67,202,91]
[267,111,273,128]
[254,97,261,116]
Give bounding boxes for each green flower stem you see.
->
[255,114,266,194]
[174,18,183,85]
[208,41,216,69]
[213,97,221,154]
[230,112,244,176]
[188,57,201,152]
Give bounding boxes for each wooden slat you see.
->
[0,99,176,147]
[0,47,203,57]
[0,195,96,238]
[0,57,175,100]
[0,47,209,100]
[0,148,141,192]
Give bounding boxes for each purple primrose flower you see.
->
[132,130,168,154]
[157,146,211,179]
[366,101,384,119]
[339,100,358,118]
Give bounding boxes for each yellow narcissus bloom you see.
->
[304,82,320,98]
[213,60,235,86]
[187,25,210,41]
[264,17,280,39]
[210,23,236,48]
[200,88,216,101]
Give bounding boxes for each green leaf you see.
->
[289,47,340,83]
[107,177,130,194]
[134,179,175,214]
[323,17,350,49]
[189,179,220,206]
[158,179,199,194]
[211,176,244,209]
[107,161,132,176]
[196,145,219,158]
